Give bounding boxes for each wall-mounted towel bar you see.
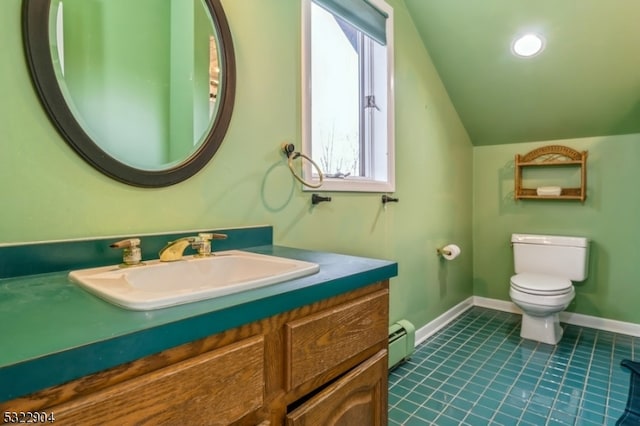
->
[311,194,331,205]
[382,195,399,204]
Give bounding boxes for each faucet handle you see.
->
[110,238,142,266]
[196,233,228,241]
[192,233,213,257]
[192,233,227,257]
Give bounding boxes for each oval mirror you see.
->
[23,0,236,187]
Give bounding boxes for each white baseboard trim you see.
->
[473,296,640,337]
[560,311,640,338]
[472,296,522,314]
[414,296,640,347]
[415,297,474,346]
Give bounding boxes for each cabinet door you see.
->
[286,350,388,426]
[51,335,264,426]
[284,289,388,390]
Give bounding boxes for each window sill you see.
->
[302,177,395,193]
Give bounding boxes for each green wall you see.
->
[0,0,473,330]
[473,134,640,323]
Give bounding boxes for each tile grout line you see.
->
[515,340,560,424]
[543,327,584,425]
[574,328,599,424]
[604,332,618,421]
[401,309,510,423]
[388,308,483,394]
[428,311,523,424]
[430,310,524,424]
[388,308,632,426]
[485,333,543,425]
[388,308,498,420]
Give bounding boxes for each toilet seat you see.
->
[510,272,572,296]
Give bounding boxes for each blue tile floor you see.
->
[388,307,636,425]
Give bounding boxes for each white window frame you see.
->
[301,0,395,192]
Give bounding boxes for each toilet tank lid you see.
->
[511,233,589,248]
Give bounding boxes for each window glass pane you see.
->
[311,3,362,177]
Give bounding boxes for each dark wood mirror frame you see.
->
[22,0,236,187]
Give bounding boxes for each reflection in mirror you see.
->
[23,0,235,186]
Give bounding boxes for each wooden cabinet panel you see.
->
[51,335,264,426]
[4,281,391,425]
[286,349,388,426]
[284,289,388,390]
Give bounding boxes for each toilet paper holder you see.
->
[436,247,452,256]
[436,244,461,260]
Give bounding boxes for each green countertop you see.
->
[0,245,397,402]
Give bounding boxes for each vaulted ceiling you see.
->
[404,0,640,146]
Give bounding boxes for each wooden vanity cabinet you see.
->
[2,281,389,426]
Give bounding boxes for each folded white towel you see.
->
[536,186,562,196]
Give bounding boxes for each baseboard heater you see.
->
[388,319,415,370]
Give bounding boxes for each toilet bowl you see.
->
[509,272,574,344]
[509,234,589,345]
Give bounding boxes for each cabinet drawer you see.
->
[284,289,388,390]
[286,349,388,426]
[51,335,264,426]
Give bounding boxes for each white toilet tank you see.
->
[512,234,590,281]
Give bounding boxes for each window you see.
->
[302,0,394,192]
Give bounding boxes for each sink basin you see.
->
[69,250,320,310]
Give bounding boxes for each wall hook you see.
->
[312,194,331,205]
[382,195,399,204]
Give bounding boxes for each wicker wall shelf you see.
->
[514,145,588,202]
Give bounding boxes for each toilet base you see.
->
[520,312,563,345]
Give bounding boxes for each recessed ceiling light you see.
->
[512,33,544,57]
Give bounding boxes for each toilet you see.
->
[509,233,589,345]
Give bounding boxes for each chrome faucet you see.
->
[159,233,227,262]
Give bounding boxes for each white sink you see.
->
[69,250,320,310]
